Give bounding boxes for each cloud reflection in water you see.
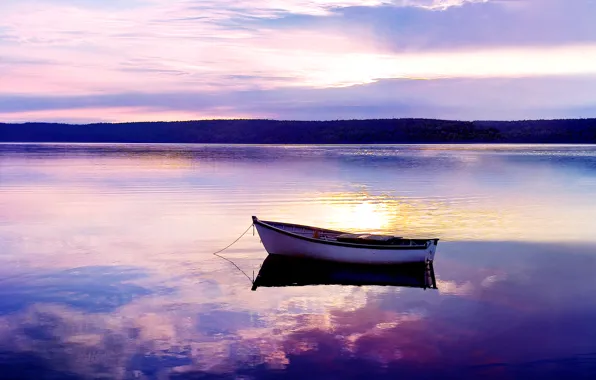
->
[0,243,593,378]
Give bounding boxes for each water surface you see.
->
[1,143,596,379]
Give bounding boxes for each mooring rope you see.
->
[212,223,255,284]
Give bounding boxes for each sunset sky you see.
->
[1,0,595,123]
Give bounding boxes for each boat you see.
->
[252,216,439,264]
[251,254,437,291]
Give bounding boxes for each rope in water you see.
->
[211,223,255,284]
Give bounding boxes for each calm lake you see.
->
[1,143,596,379]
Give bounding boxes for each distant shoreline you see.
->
[3,141,594,145]
[2,118,596,144]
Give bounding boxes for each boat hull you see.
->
[254,220,437,264]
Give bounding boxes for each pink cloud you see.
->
[0,106,256,123]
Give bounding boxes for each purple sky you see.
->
[1,0,596,122]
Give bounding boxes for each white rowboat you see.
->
[252,216,439,264]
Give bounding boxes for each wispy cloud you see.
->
[399,0,488,11]
[3,75,596,122]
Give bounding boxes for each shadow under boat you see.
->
[251,254,437,291]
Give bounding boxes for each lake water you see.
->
[1,143,596,379]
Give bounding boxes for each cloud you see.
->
[162,0,488,20]
[2,75,596,122]
[400,0,488,10]
[0,0,595,121]
[273,0,596,51]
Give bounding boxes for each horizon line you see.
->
[3,117,596,126]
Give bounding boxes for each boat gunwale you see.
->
[252,216,437,251]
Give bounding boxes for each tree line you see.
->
[1,118,596,143]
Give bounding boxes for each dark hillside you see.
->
[1,118,595,143]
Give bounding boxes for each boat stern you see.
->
[427,239,439,262]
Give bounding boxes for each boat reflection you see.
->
[251,254,437,291]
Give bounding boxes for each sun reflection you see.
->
[300,192,447,237]
[325,201,391,232]
[293,186,596,242]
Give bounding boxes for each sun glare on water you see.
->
[324,201,392,233]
